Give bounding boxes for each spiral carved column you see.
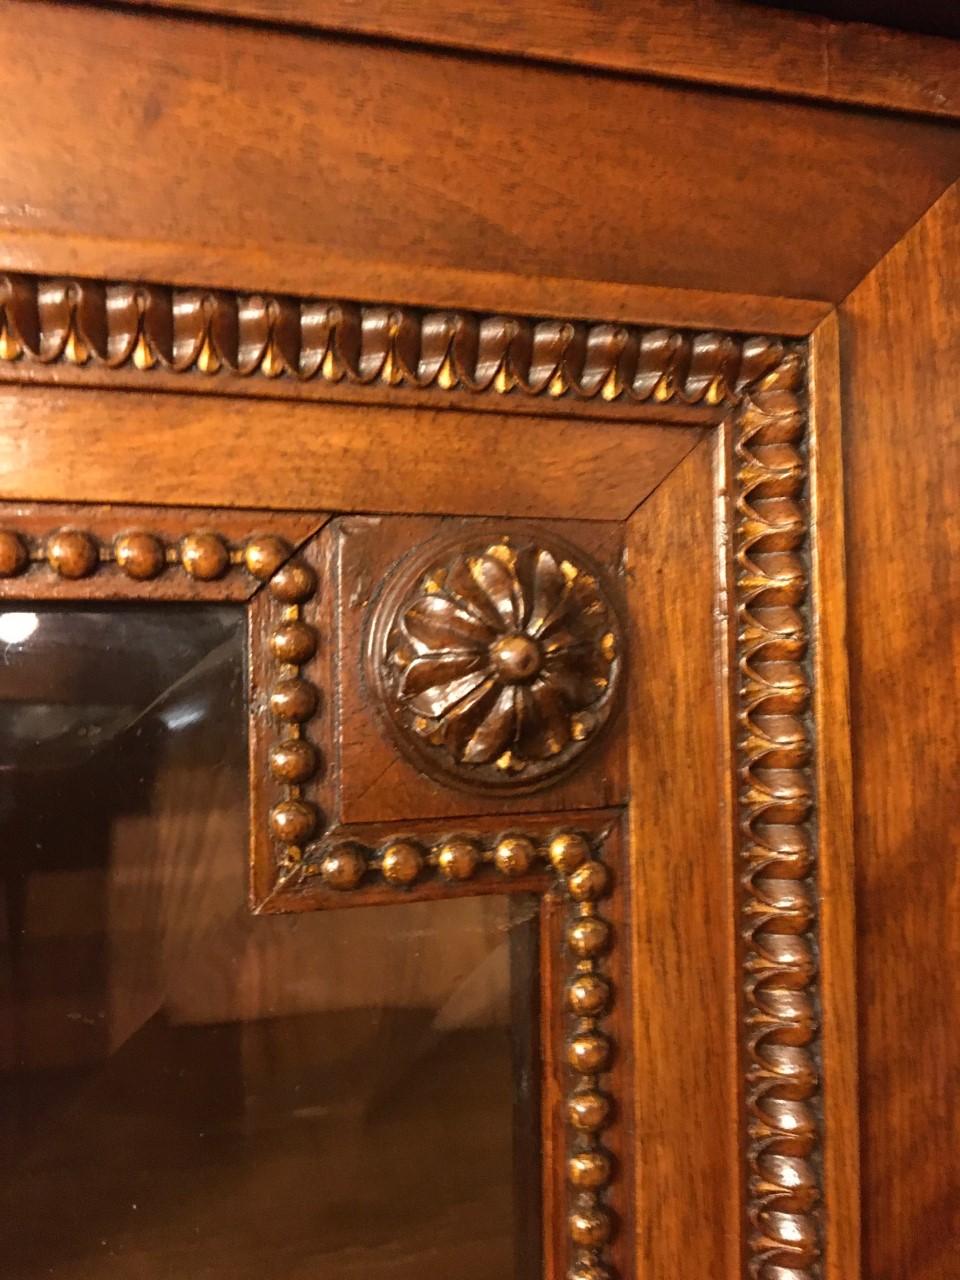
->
[734,349,821,1280]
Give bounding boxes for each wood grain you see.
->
[326,516,627,826]
[626,436,738,1280]
[807,311,860,1280]
[0,228,832,340]
[841,180,960,1279]
[0,386,702,520]
[1,1,958,305]
[118,0,960,120]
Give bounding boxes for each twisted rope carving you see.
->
[0,271,787,407]
[735,349,820,1280]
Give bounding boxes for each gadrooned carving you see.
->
[365,528,623,791]
[734,351,821,1280]
[0,270,788,409]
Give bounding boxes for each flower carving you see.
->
[371,536,621,788]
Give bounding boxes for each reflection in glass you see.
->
[0,607,540,1279]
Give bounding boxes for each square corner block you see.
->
[308,514,629,827]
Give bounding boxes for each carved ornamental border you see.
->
[0,272,821,1280]
[732,353,819,1280]
[0,270,787,413]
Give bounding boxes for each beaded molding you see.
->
[0,512,325,902]
[733,351,821,1280]
[0,524,294,584]
[0,270,788,409]
[287,828,586,892]
[284,826,619,1278]
[562,834,619,1280]
[260,554,324,873]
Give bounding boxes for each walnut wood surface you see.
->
[0,271,802,418]
[315,516,628,829]
[119,0,960,120]
[0,0,919,1262]
[0,386,702,521]
[0,358,852,1278]
[625,437,739,1280]
[0,231,832,337]
[2,1,959,307]
[807,312,860,1280]
[0,346,849,1280]
[841,181,960,1280]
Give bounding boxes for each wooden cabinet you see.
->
[0,3,956,1278]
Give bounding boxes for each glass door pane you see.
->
[0,606,540,1279]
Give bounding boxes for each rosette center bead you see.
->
[489,632,543,683]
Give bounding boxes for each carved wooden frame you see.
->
[0,500,628,1280]
[0,270,830,1280]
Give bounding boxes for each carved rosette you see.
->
[366,531,622,790]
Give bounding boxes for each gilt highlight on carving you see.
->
[0,271,789,409]
[370,537,622,790]
[734,350,821,1280]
